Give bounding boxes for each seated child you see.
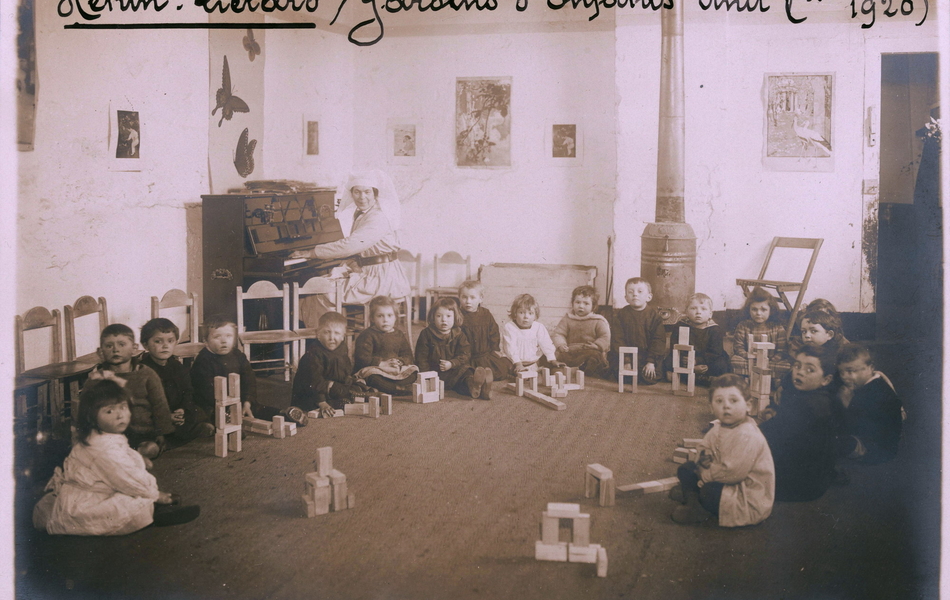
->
[730,286,791,381]
[85,324,175,460]
[551,285,611,378]
[664,293,729,385]
[758,346,838,502]
[458,280,514,381]
[835,343,903,464]
[501,294,564,373]
[33,380,200,535]
[670,374,775,526]
[415,297,492,399]
[190,318,306,427]
[139,318,215,444]
[608,278,666,384]
[353,296,419,396]
[292,311,371,417]
[788,300,850,358]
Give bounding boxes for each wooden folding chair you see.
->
[425,251,471,319]
[292,277,343,367]
[736,237,823,335]
[237,281,300,381]
[151,289,203,359]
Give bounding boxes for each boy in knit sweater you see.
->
[552,285,611,378]
[292,312,371,417]
[84,324,175,460]
[608,278,666,384]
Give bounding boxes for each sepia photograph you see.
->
[3,0,949,599]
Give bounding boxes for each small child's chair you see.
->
[397,249,423,322]
[425,251,471,319]
[236,281,300,381]
[64,295,109,363]
[292,277,343,367]
[151,289,203,360]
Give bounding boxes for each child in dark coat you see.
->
[353,296,419,396]
[835,343,903,464]
[292,312,371,417]
[415,297,492,399]
[664,293,729,385]
[608,278,666,384]
[458,280,513,380]
[758,346,838,502]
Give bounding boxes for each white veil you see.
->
[338,169,401,232]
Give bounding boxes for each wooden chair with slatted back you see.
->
[397,249,423,322]
[736,237,824,336]
[64,296,109,363]
[237,281,300,381]
[425,251,472,319]
[292,277,343,367]
[151,289,203,359]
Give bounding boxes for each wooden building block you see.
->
[572,514,590,547]
[214,423,241,457]
[564,384,581,391]
[366,402,380,419]
[242,417,273,435]
[524,389,566,411]
[554,372,566,387]
[344,403,369,415]
[413,371,441,403]
[214,431,228,458]
[673,447,690,463]
[682,438,703,448]
[517,370,538,396]
[568,543,599,563]
[617,476,679,495]
[541,514,560,544]
[576,370,585,389]
[438,379,445,399]
[317,447,333,477]
[539,367,554,387]
[602,478,616,507]
[306,472,330,490]
[284,422,297,436]
[618,346,638,393]
[551,386,568,398]
[585,463,614,503]
[331,480,348,511]
[329,469,346,485]
[333,409,344,417]
[307,410,321,419]
[272,415,286,439]
[354,396,366,403]
[596,546,608,577]
[535,541,568,562]
[380,394,393,415]
[546,502,581,517]
[302,484,331,517]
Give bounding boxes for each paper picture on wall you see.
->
[212,55,249,127]
[233,127,257,178]
[306,121,319,155]
[766,74,833,158]
[243,28,261,62]
[393,124,416,157]
[456,77,511,167]
[552,124,577,158]
[16,0,36,151]
[116,110,140,159]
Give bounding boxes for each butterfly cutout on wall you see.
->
[211,56,249,127]
[234,127,257,178]
[243,29,261,62]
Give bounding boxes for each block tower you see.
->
[302,447,355,517]
[213,374,242,458]
[534,502,607,577]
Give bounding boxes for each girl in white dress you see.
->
[501,294,565,374]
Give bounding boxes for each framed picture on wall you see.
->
[387,120,422,165]
[546,122,583,164]
[763,72,834,172]
[108,101,148,171]
[455,76,512,168]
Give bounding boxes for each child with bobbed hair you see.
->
[501,294,564,373]
[353,296,418,396]
[33,380,199,535]
[664,293,729,385]
[415,297,492,399]
[730,287,791,381]
[669,374,774,526]
[551,285,611,377]
[458,280,514,380]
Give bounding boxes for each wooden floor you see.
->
[15,341,940,600]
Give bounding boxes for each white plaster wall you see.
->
[349,31,618,300]
[614,14,940,313]
[16,3,209,334]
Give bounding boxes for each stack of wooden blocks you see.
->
[307,394,393,419]
[617,346,638,393]
[534,502,607,577]
[242,415,297,438]
[510,370,565,411]
[584,463,616,507]
[213,374,242,458]
[302,447,355,518]
[671,326,696,397]
[747,333,775,416]
[540,366,585,397]
[412,371,444,403]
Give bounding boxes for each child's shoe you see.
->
[671,492,710,524]
[472,367,491,400]
[198,422,216,437]
[668,485,686,504]
[152,503,201,527]
[137,441,161,460]
[478,368,494,400]
[281,406,308,428]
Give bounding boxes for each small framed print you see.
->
[108,100,148,171]
[387,120,422,165]
[546,122,583,165]
[763,72,834,172]
[304,117,320,156]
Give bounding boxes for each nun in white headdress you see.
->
[295,169,411,305]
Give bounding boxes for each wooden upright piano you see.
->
[201,189,346,321]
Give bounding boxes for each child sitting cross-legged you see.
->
[33,380,200,535]
[608,277,666,385]
[84,324,175,460]
[835,343,904,465]
[416,297,492,399]
[663,293,730,386]
[729,287,791,382]
[353,296,419,397]
[758,346,838,502]
[458,280,514,381]
[139,318,215,445]
[551,285,611,378]
[190,318,307,428]
[501,294,565,374]
[669,374,775,526]
[292,311,372,417]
